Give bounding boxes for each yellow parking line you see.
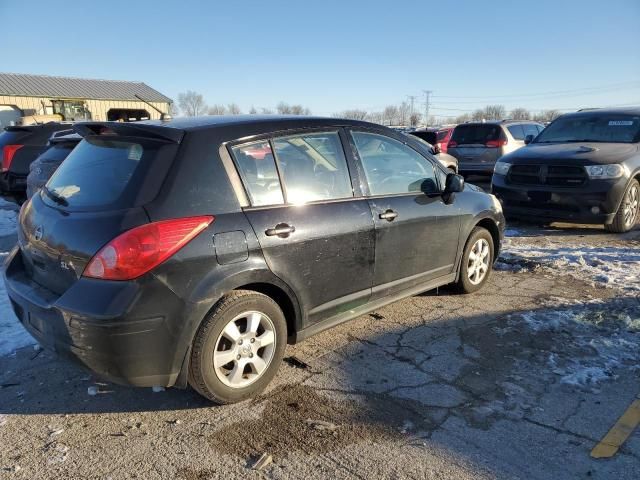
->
[591,396,640,459]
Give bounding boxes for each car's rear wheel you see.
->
[605,179,639,233]
[188,290,287,404]
[455,227,494,293]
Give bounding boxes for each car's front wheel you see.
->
[455,226,494,293]
[188,290,287,404]
[605,178,639,233]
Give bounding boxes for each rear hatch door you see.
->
[449,124,503,166]
[18,127,181,295]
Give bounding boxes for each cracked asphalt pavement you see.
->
[1,215,639,478]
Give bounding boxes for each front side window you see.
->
[231,141,284,207]
[351,131,437,196]
[272,132,353,204]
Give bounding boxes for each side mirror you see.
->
[443,172,464,204]
[524,134,535,145]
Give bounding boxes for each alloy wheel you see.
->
[623,183,639,228]
[213,311,276,388]
[467,238,490,285]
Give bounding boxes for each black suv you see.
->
[0,122,74,199]
[5,116,504,403]
[492,108,640,232]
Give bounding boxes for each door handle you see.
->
[379,209,398,221]
[265,223,296,237]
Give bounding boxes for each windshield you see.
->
[44,136,176,210]
[534,114,640,143]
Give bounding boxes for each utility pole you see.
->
[423,90,432,127]
[407,95,417,126]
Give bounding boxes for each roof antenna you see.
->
[134,94,171,120]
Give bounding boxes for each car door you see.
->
[348,129,461,299]
[230,130,375,326]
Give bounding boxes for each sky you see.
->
[1,0,639,118]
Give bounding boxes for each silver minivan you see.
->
[448,120,544,174]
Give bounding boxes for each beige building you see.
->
[0,73,172,127]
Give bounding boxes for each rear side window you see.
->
[272,132,353,204]
[45,136,175,210]
[231,141,284,207]
[507,125,525,140]
[451,124,502,145]
[436,129,449,141]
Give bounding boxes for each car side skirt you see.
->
[290,272,456,343]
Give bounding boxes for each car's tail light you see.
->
[83,216,214,280]
[448,141,457,148]
[2,145,24,172]
[485,139,508,148]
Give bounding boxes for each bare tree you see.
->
[510,107,531,120]
[533,109,561,122]
[178,90,207,116]
[409,112,422,127]
[336,109,369,120]
[483,105,506,120]
[261,107,274,114]
[455,113,472,124]
[383,105,399,125]
[471,109,485,121]
[227,103,242,115]
[207,104,226,115]
[277,102,292,114]
[169,103,180,117]
[249,106,257,114]
[368,111,384,125]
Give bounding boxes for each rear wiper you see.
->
[43,187,68,206]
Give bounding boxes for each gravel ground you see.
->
[1,196,639,478]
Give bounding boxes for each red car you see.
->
[436,127,454,154]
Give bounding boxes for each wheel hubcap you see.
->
[623,184,639,228]
[467,238,490,285]
[213,311,276,388]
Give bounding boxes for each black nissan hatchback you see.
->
[4,116,504,403]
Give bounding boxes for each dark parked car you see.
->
[448,120,544,174]
[5,116,504,403]
[26,132,81,199]
[492,107,640,232]
[0,122,74,199]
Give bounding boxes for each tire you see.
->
[188,290,287,404]
[605,179,639,233]
[455,226,494,294]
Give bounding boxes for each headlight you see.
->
[494,162,511,176]
[585,164,626,179]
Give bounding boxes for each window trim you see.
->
[347,127,444,198]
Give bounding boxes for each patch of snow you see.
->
[498,237,640,292]
[0,258,35,357]
[514,299,640,390]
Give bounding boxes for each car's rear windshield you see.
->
[410,131,437,144]
[37,142,78,162]
[43,136,177,210]
[451,124,502,145]
[436,129,450,141]
[534,114,640,143]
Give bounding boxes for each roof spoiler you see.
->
[73,122,184,143]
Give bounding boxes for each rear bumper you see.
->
[491,174,627,224]
[3,247,191,387]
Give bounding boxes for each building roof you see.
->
[0,73,172,103]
